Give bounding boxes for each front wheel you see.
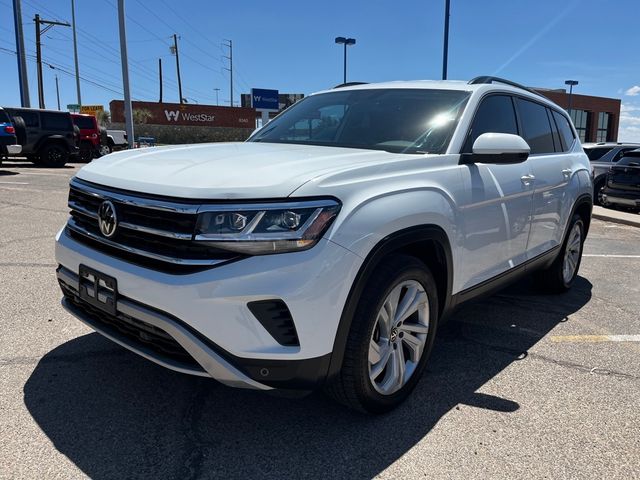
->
[534,214,585,293]
[325,254,438,413]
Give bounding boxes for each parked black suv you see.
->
[3,108,78,167]
[600,149,640,212]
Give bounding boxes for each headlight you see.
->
[194,199,341,254]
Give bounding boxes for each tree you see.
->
[132,108,152,125]
[96,110,111,126]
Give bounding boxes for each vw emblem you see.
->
[98,200,118,238]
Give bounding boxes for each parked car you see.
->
[600,149,640,212]
[71,113,103,162]
[55,76,592,413]
[0,107,21,165]
[106,129,128,152]
[3,107,78,167]
[582,142,640,205]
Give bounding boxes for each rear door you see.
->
[608,155,640,192]
[515,98,571,259]
[458,94,535,290]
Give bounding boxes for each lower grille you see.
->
[59,280,203,371]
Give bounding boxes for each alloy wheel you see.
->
[368,280,430,395]
[563,223,582,283]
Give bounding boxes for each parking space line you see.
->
[583,254,640,258]
[550,334,640,343]
[0,181,29,185]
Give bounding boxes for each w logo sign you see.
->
[164,110,180,121]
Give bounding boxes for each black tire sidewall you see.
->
[556,215,585,290]
[40,144,68,168]
[352,256,439,413]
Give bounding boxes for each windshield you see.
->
[249,88,470,154]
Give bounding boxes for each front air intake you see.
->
[248,300,299,347]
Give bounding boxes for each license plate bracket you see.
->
[78,264,118,315]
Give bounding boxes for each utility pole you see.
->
[214,87,220,106]
[442,0,450,80]
[158,58,163,103]
[70,0,81,107]
[223,39,233,107]
[171,34,183,104]
[12,0,30,107]
[55,74,60,110]
[118,0,134,148]
[34,14,70,109]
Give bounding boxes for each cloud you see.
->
[625,86,640,96]
[618,102,640,142]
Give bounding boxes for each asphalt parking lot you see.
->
[0,160,638,479]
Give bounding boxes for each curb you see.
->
[592,209,640,228]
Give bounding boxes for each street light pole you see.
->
[565,79,579,116]
[335,37,356,84]
[214,87,220,106]
[442,0,450,80]
[117,0,134,148]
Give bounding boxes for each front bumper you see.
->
[601,187,640,208]
[55,227,362,389]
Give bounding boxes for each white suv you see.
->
[55,77,592,413]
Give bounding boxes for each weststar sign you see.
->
[110,100,255,128]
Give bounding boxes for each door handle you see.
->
[562,168,572,178]
[520,174,535,186]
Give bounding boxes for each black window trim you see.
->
[459,91,577,157]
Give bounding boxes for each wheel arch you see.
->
[326,224,454,380]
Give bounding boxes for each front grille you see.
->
[67,178,241,273]
[60,280,203,370]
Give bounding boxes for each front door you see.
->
[458,94,534,290]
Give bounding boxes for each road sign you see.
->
[67,103,80,112]
[251,88,279,111]
[80,104,104,115]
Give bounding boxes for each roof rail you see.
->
[333,82,368,89]
[468,76,542,97]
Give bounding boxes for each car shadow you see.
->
[0,170,19,176]
[24,276,592,479]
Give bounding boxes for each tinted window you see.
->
[547,109,562,152]
[613,147,638,162]
[583,146,613,161]
[41,112,71,131]
[0,110,9,123]
[463,95,517,152]
[617,154,640,166]
[16,111,39,127]
[72,115,96,130]
[552,111,575,152]
[250,89,470,154]
[516,98,555,154]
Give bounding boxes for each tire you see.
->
[534,214,585,293]
[594,178,606,206]
[325,254,439,414]
[39,143,68,168]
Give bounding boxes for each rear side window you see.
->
[41,112,71,131]
[0,110,9,123]
[552,110,576,152]
[72,115,95,130]
[617,154,640,166]
[16,111,39,127]
[463,95,518,152]
[516,98,555,155]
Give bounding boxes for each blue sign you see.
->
[251,88,279,111]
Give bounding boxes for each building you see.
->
[534,89,621,143]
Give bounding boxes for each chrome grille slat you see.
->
[66,178,238,272]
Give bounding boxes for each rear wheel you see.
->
[39,144,68,168]
[325,254,438,413]
[594,177,606,206]
[534,214,584,293]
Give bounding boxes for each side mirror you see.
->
[462,133,530,164]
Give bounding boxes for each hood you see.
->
[75,142,406,199]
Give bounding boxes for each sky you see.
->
[1,0,639,140]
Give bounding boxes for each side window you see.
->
[547,108,563,152]
[41,113,71,131]
[552,110,575,152]
[516,98,555,155]
[463,95,518,152]
[18,111,39,128]
[613,148,637,163]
